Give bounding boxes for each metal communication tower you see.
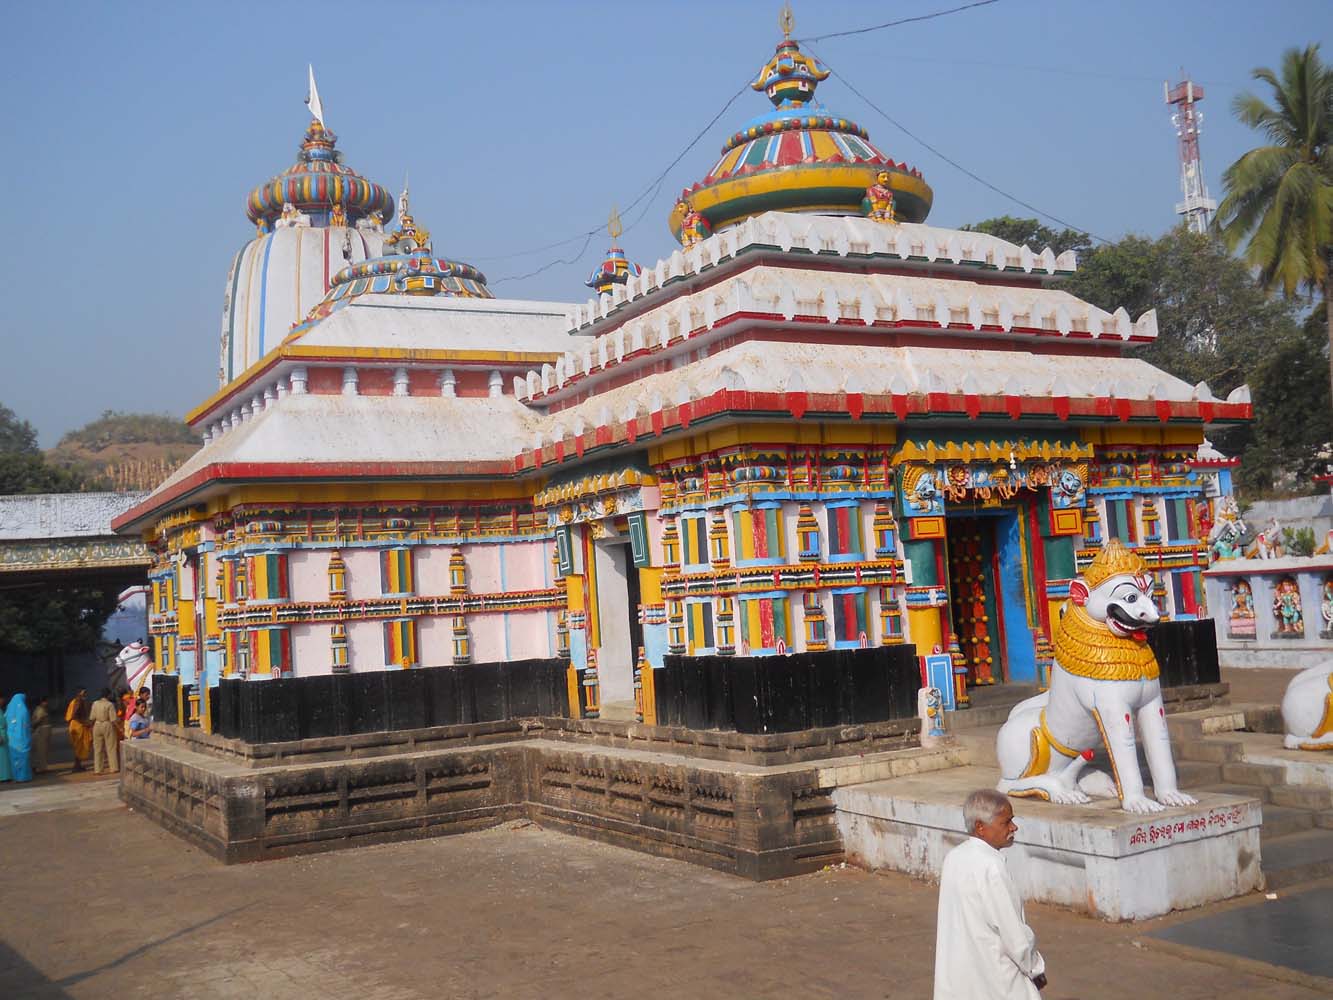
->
[1164,77,1217,234]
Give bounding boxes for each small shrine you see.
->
[1204,464,1333,666]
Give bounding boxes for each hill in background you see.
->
[47,411,198,491]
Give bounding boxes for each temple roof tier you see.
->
[576,212,1078,334]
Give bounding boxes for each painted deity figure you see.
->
[903,467,942,515]
[275,201,310,229]
[1228,579,1257,639]
[918,686,949,747]
[1320,578,1333,639]
[1207,497,1247,561]
[1272,578,1303,637]
[329,201,347,227]
[676,199,711,249]
[862,170,897,223]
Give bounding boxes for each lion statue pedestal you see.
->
[995,539,1197,814]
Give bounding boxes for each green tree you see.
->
[1005,226,1329,497]
[1064,226,1298,396]
[0,403,39,454]
[1214,44,1333,400]
[0,583,122,656]
[57,410,198,450]
[0,403,117,659]
[960,215,1093,257]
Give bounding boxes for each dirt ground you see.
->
[0,781,1328,1000]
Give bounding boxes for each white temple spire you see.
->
[305,64,325,125]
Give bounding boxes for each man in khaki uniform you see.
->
[89,689,120,774]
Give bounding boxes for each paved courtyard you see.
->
[1,776,1329,1000]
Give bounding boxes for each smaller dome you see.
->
[289,192,492,334]
[246,119,395,231]
[586,209,642,296]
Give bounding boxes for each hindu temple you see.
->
[111,20,1255,882]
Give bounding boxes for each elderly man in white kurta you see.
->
[934,789,1046,999]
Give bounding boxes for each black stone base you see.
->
[119,718,922,880]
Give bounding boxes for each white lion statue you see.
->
[115,640,156,698]
[1281,663,1333,750]
[996,539,1197,814]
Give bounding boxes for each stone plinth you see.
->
[120,722,961,879]
[833,766,1262,921]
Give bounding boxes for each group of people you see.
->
[0,687,151,783]
[62,687,153,775]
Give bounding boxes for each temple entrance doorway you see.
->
[944,507,1038,685]
[592,538,643,714]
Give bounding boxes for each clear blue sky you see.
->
[1,0,1327,446]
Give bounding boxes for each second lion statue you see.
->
[995,539,1198,814]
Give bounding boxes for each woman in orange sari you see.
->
[64,689,92,772]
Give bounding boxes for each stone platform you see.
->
[120,716,960,881]
[833,765,1262,921]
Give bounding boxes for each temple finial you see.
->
[607,206,623,242]
[305,65,325,125]
[399,172,410,220]
[779,1,795,40]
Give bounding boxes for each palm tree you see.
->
[1214,44,1333,400]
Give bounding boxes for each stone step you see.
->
[1165,708,1247,740]
[1261,829,1333,890]
[1243,705,1284,734]
[1194,782,1274,804]
[1259,804,1315,841]
[1316,811,1333,830]
[1220,761,1288,786]
[1174,760,1223,788]
[1172,737,1244,764]
[1269,784,1333,811]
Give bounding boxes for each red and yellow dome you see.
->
[670,30,932,242]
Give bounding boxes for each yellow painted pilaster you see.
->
[907,607,943,654]
[638,567,663,605]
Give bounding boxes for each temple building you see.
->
[113,27,1250,726]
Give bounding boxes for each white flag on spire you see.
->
[305,65,325,125]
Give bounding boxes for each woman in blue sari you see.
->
[5,693,33,782]
[0,697,12,782]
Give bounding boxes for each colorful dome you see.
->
[586,209,642,296]
[669,22,932,242]
[289,195,492,334]
[245,119,395,230]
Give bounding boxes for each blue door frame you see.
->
[947,506,1038,684]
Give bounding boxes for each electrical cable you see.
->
[807,44,1111,245]
[797,0,1002,43]
[484,76,751,278]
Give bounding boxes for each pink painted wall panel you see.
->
[347,619,386,671]
[505,610,554,659]
[468,613,506,663]
[415,545,453,596]
[418,615,454,666]
[288,550,330,603]
[343,549,383,601]
[464,545,502,593]
[291,623,332,677]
